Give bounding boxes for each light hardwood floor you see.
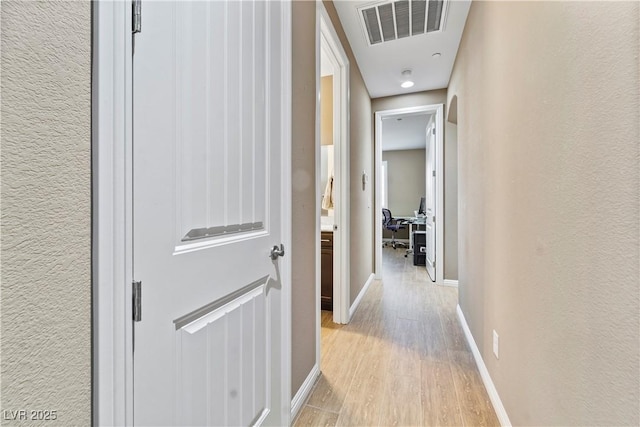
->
[293,247,500,427]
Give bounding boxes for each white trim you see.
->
[457,305,512,427]
[93,2,134,425]
[317,1,350,326]
[349,273,375,318]
[290,364,321,421]
[375,107,382,280]
[374,104,445,285]
[314,0,323,374]
[280,1,293,424]
[425,116,437,281]
[381,160,389,208]
[435,105,444,286]
[443,279,459,287]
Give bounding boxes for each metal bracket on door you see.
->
[133,280,142,322]
[132,0,141,34]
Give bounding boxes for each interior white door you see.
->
[132,1,289,425]
[425,118,436,281]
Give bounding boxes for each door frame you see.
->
[92,2,134,425]
[92,2,293,424]
[374,104,444,285]
[315,0,351,337]
[425,115,437,281]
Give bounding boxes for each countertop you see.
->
[321,216,334,232]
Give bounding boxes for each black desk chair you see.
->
[382,208,406,249]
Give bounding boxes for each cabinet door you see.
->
[321,247,333,311]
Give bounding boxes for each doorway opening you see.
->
[315,1,350,332]
[375,104,444,284]
[380,112,430,255]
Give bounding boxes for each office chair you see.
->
[382,208,406,250]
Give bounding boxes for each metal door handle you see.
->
[270,244,285,260]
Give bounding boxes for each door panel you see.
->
[133,1,287,425]
[425,119,436,281]
[175,280,268,426]
[173,0,268,246]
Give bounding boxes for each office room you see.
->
[381,112,430,265]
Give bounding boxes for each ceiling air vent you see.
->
[359,0,448,46]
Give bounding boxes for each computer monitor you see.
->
[418,197,426,215]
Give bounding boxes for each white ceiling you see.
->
[382,113,431,151]
[333,0,471,98]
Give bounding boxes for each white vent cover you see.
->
[359,0,448,46]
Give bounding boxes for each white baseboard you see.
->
[349,273,375,318]
[457,305,512,427]
[290,364,320,421]
[442,279,459,287]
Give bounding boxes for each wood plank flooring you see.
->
[294,247,499,427]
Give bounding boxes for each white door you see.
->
[425,118,436,281]
[132,1,290,425]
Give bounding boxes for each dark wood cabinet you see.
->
[321,231,333,311]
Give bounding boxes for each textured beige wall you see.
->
[449,1,639,425]
[373,90,459,280]
[382,149,426,217]
[1,1,92,425]
[291,0,318,396]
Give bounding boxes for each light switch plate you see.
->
[493,330,499,359]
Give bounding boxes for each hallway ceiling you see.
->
[382,113,430,151]
[333,0,471,98]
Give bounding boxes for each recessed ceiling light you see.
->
[401,69,414,88]
[432,52,442,58]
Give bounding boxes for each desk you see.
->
[397,216,426,253]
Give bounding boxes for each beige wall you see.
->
[448,1,639,425]
[1,1,92,425]
[383,149,426,217]
[291,0,375,396]
[320,76,333,146]
[444,122,458,280]
[373,90,459,280]
[291,0,318,397]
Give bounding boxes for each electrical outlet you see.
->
[493,330,499,359]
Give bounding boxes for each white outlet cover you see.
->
[493,330,499,359]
